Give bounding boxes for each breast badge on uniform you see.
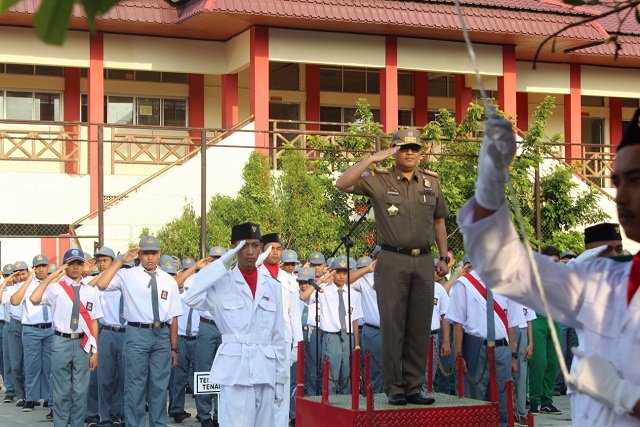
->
[387,204,399,216]
[161,290,168,300]
[86,302,93,312]
[386,186,399,196]
[361,170,374,178]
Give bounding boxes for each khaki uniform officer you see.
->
[336,129,450,405]
[92,237,183,427]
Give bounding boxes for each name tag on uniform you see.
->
[86,302,93,312]
[161,291,168,300]
[386,190,399,196]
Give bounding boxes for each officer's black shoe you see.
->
[406,393,436,405]
[387,394,407,406]
[174,411,191,423]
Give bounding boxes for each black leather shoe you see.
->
[387,394,407,405]
[406,393,436,405]
[174,412,191,423]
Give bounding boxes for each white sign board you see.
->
[194,372,221,395]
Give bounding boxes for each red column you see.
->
[455,74,472,123]
[41,238,58,264]
[516,92,529,132]
[189,74,205,128]
[497,45,517,117]
[58,235,71,262]
[413,71,428,127]
[610,97,622,147]
[380,36,398,133]
[64,67,80,174]
[222,74,239,129]
[250,26,269,152]
[564,64,582,162]
[306,64,320,131]
[88,33,104,217]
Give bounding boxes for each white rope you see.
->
[452,0,570,383]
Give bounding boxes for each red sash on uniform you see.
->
[59,281,95,353]
[627,252,640,305]
[463,273,509,329]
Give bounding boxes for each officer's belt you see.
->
[380,245,431,257]
[364,323,380,330]
[222,333,270,346]
[180,335,198,341]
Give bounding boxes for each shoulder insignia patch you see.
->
[361,170,373,178]
[421,169,439,178]
[374,168,390,175]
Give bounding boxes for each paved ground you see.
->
[0,377,573,427]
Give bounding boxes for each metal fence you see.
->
[0,118,614,265]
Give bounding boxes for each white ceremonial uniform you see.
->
[445,271,526,340]
[458,198,639,427]
[351,273,380,327]
[184,260,287,427]
[258,265,302,427]
[431,282,450,331]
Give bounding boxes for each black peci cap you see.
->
[231,222,262,244]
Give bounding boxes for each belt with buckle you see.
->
[54,330,85,339]
[128,321,167,329]
[180,335,197,341]
[380,245,431,257]
[102,325,126,333]
[482,338,509,347]
[364,323,380,330]
[199,316,217,327]
[25,323,52,329]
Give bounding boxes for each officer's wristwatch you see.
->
[171,348,179,354]
[439,256,450,264]
[511,351,518,359]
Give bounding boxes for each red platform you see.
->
[294,343,512,427]
[297,392,500,427]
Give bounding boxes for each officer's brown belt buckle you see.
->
[410,249,420,256]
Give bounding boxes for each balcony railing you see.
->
[0,119,617,190]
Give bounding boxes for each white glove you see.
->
[569,348,640,415]
[275,382,284,404]
[256,245,273,268]
[569,245,608,264]
[219,240,246,265]
[290,346,298,366]
[475,111,517,210]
